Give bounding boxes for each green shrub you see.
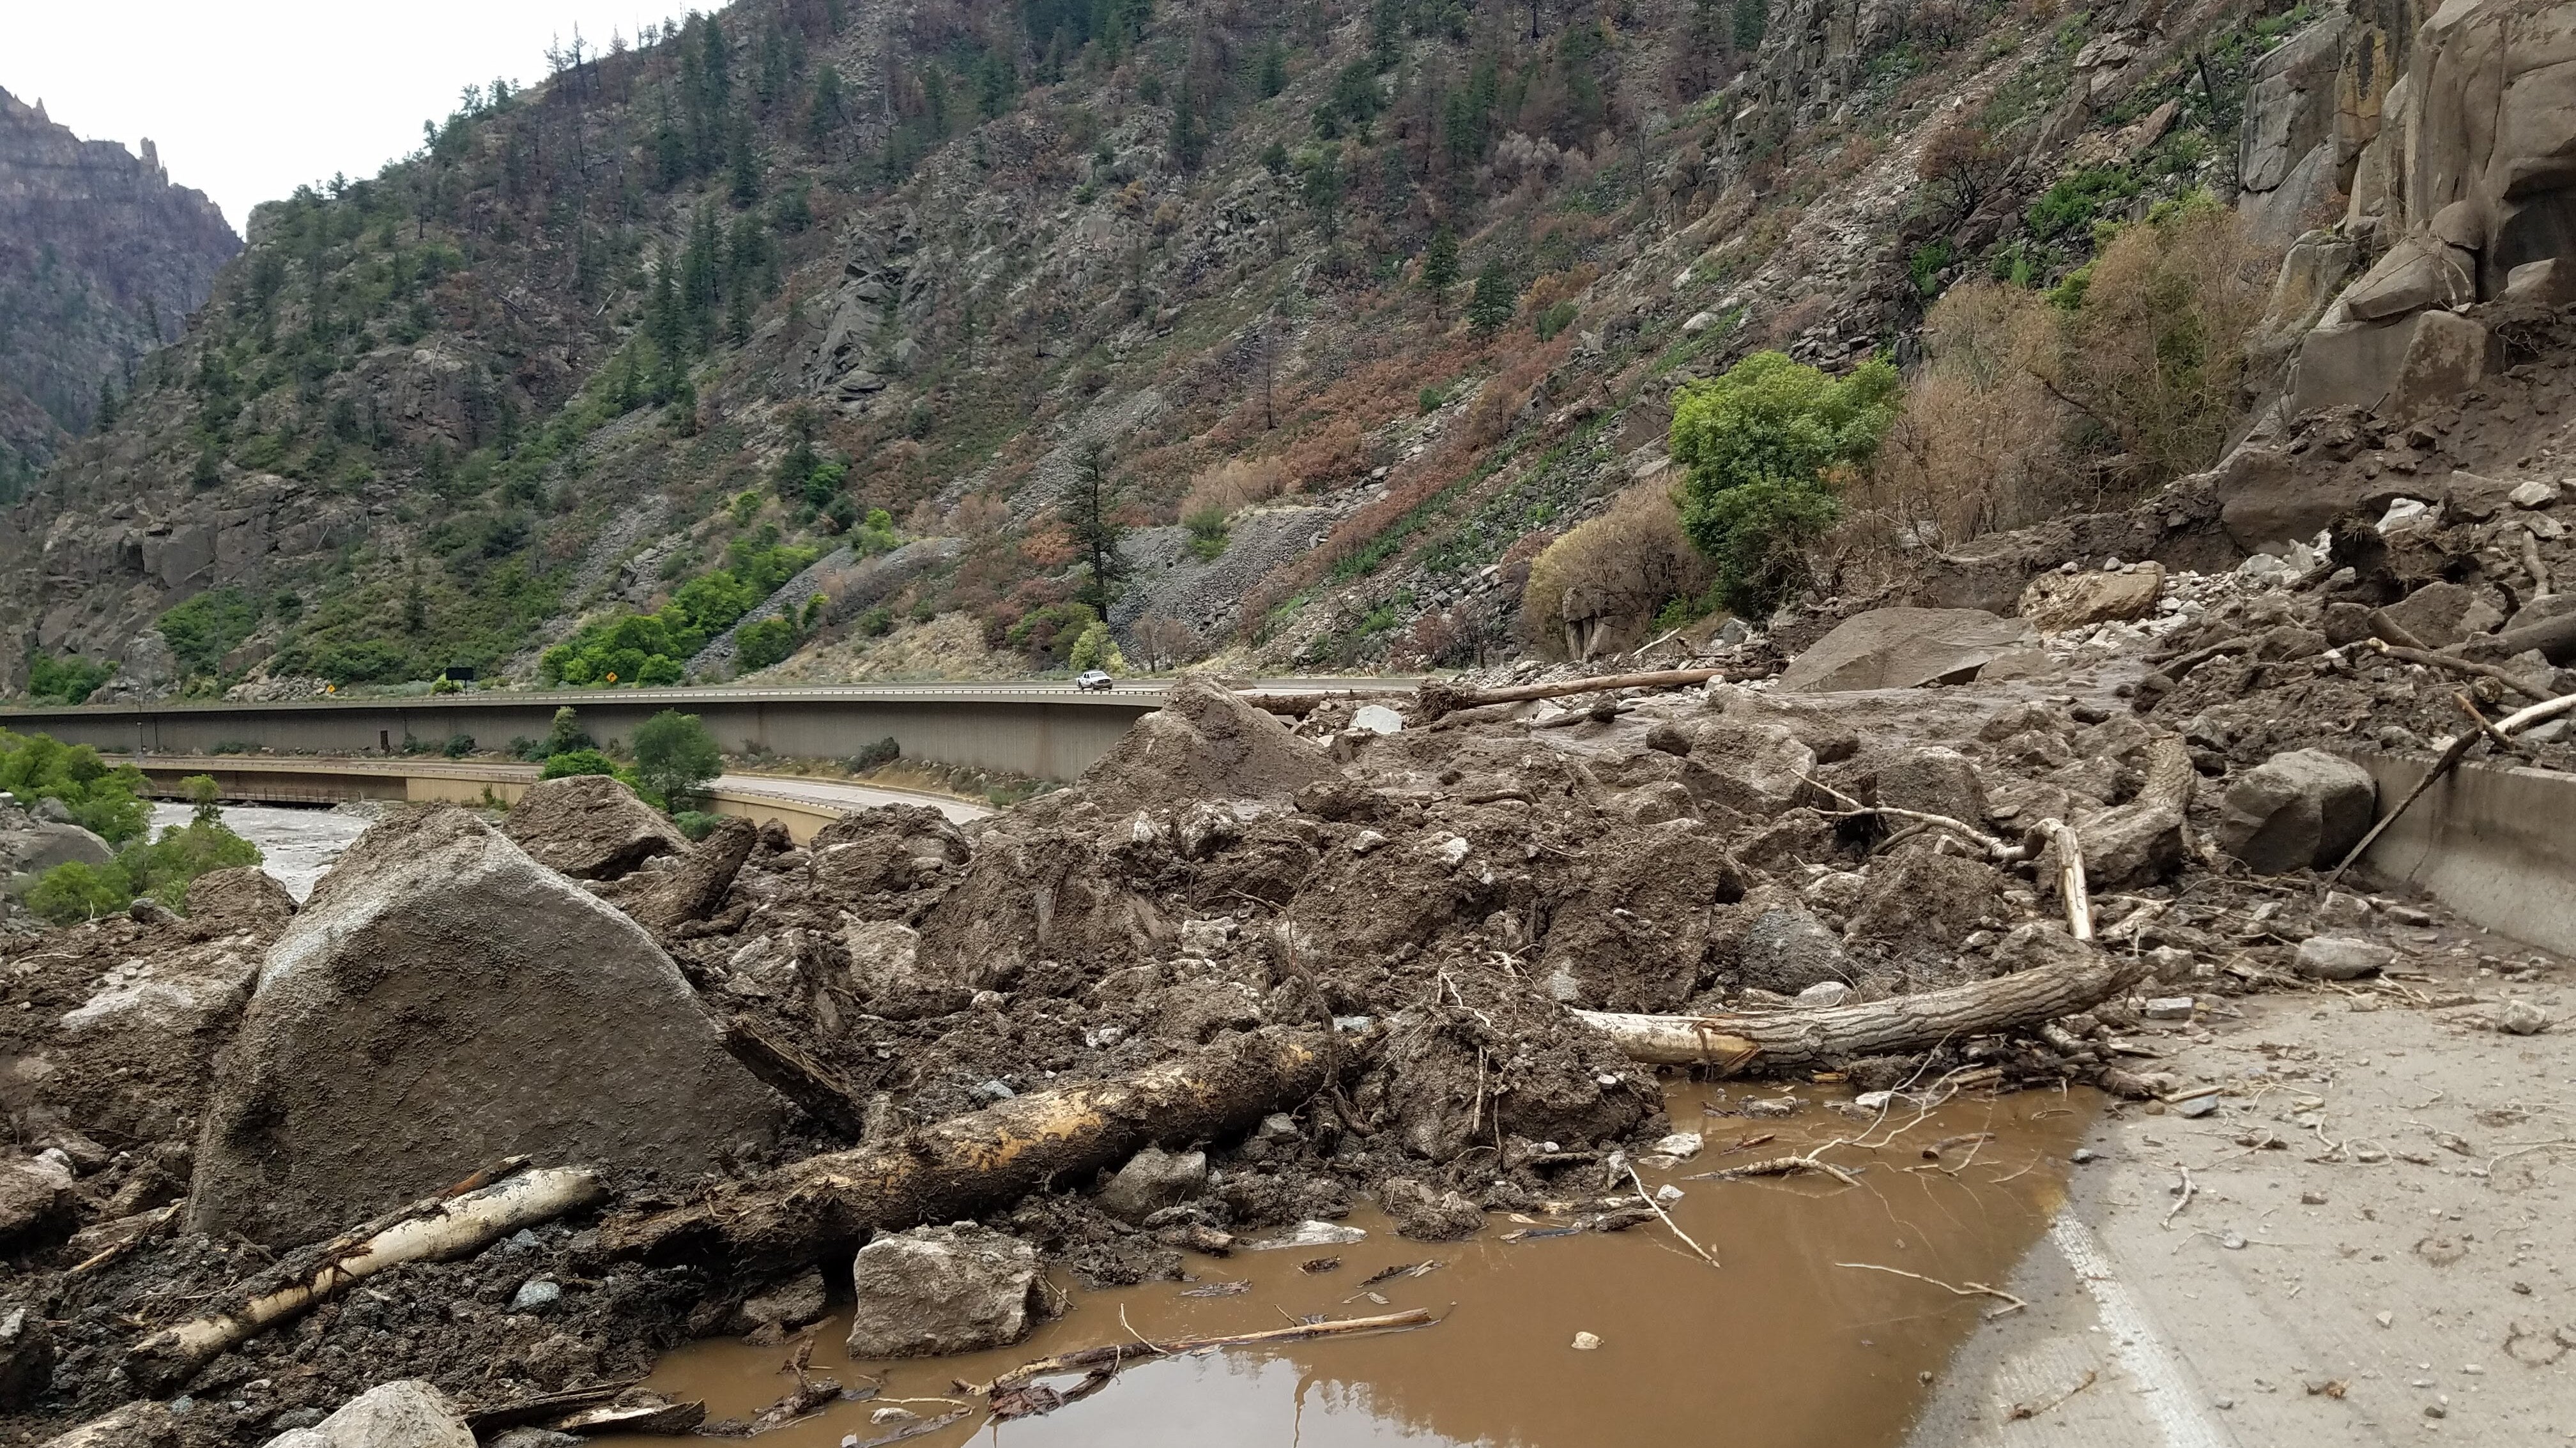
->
[1670,351,1900,614]
[441,733,475,758]
[632,709,722,812]
[0,728,150,844]
[24,863,126,924]
[673,810,725,841]
[157,589,263,678]
[26,654,114,705]
[1533,300,1579,341]
[25,816,262,923]
[1184,507,1230,561]
[1005,602,1098,666]
[735,616,799,671]
[2025,165,2140,241]
[848,736,901,771]
[1066,620,1127,673]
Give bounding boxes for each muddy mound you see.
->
[502,774,689,881]
[1072,674,1337,813]
[190,806,776,1247]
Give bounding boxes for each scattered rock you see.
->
[2142,996,2196,1021]
[263,1381,475,1448]
[2294,936,2396,981]
[0,1156,75,1250]
[182,867,298,932]
[40,1402,176,1448]
[2499,999,2550,1035]
[731,1269,831,1336]
[2020,565,2164,632]
[1570,1331,1602,1350]
[1874,746,1990,828]
[2218,750,2378,873]
[1096,1146,1209,1223]
[846,1225,1052,1359]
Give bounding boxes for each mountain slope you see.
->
[0,88,239,499]
[3,0,2337,701]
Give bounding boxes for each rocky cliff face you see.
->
[7,0,2570,703]
[0,88,240,494]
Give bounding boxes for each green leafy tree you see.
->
[1065,442,1127,614]
[1257,42,1288,97]
[1669,351,1901,614]
[0,729,149,844]
[540,706,592,757]
[632,709,723,811]
[183,774,222,825]
[1468,258,1515,333]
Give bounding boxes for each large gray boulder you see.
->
[190,807,775,1247]
[182,867,297,934]
[1096,1146,1208,1223]
[502,775,689,881]
[2219,750,2377,873]
[847,1225,1052,1359]
[0,816,113,879]
[1874,745,1989,827]
[1777,609,2038,693]
[39,1402,176,1448]
[262,1382,475,1448]
[0,1157,75,1251]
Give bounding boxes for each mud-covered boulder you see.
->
[0,1304,54,1410]
[842,920,972,1019]
[503,775,690,881]
[610,816,757,932]
[264,1382,476,1448]
[1537,821,1742,1011]
[190,807,776,1247]
[809,805,970,904]
[1075,674,1336,812]
[1680,720,1816,818]
[1874,745,1989,827]
[914,823,1171,989]
[183,866,298,933]
[2218,750,2377,873]
[0,1157,75,1251]
[1777,608,2039,692]
[2378,580,2507,650]
[1845,853,2007,952]
[1722,898,1852,995]
[846,1225,1050,1359]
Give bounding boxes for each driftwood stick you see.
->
[1624,1164,1719,1267]
[2363,639,2556,704]
[1833,1261,2029,1318]
[125,1166,606,1394]
[975,1308,1438,1395]
[2368,609,2433,653]
[2039,818,2092,940]
[603,1029,1331,1274]
[721,1018,872,1139]
[2317,688,2576,890]
[2323,705,2485,890]
[1798,774,2022,861]
[1574,945,2145,1072]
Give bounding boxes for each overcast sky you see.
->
[10,2,687,232]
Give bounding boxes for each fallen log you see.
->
[602,1028,1331,1274]
[125,1165,606,1395]
[1574,945,2147,1072]
[1418,668,1726,719]
[976,1307,1436,1398]
[2362,639,2556,704]
[2492,606,2576,664]
[722,1017,872,1139]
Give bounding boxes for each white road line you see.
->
[2048,1214,2238,1448]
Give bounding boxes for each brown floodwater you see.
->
[611,1083,2096,1448]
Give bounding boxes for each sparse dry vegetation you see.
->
[1520,482,1709,659]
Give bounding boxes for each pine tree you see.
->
[1257,42,1287,98]
[808,65,843,144]
[1422,229,1460,316]
[93,377,121,433]
[1469,258,1515,333]
[1065,441,1127,614]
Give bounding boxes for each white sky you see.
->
[9,2,691,232]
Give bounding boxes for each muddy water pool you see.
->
[617,1082,2096,1448]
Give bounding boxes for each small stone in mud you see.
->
[847,1224,1054,1358]
[1651,1132,1703,1159]
[510,1279,562,1312]
[2175,1095,2221,1118]
[1741,1097,1795,1119]
[2142,996,2196,1021]
[1098,1146,1209,1223]
[1571,1332,1602,1350]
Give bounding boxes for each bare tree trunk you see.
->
[1574,947,2147,1071]
[601,1029,1332,1274]
[126,1167,604,1395]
